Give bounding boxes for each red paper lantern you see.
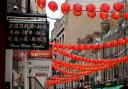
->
[104,41,111,48]
[73,3,82,12]
[85,44,92,50]
[87,11,96,18]
[53,48,57,52]
[37,0,46,9]
[86,3,95,12]
[100,12,108,20]
[73,11,82,16]
[100,3,110,12]
[111,40,118,47]
[125,36,128,42]
[113,1,123,11]
[92,44,98,50]
[124,12,128,20]
[98,43,103,49]
[118,38,125,45]
[61,2,70,14]
[111,11,120,20]
[48,1,58,11]
[79,44,84,50]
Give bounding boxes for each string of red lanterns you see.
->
[53,36,128,51]
[45,75,80,88]
[36,1,128,20]
[55,49,128,63]
[53,58,118,71]
[52,64,93,76]
[45,56,128,87]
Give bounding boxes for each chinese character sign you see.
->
[6,21,49,50]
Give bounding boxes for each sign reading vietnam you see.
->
[28,60,52,77]
[6,21,49,50]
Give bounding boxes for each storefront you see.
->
[94,80,124,89]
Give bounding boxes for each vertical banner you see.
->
[12,50,26,89]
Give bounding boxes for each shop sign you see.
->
[27,45,52,58]
[6,21,49,50]
[28,60,52,77]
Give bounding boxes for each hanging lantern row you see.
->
[53,58,111,68]
[37,0,123,12]
[47,59,118,87]
[53,63,115,75]
[46,56,128,87]
[49,75,80,80]
[45,75,80,88]
[46,62,113,88]
[55,49,128,63]
[53,64,93,76]
[36,1,127,20]
[53,58,118,71]
[54,36,128,51]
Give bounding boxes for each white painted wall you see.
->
[5,49,13,89]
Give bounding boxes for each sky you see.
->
[46,0,66,38]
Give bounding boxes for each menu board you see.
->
[6,21,49,49]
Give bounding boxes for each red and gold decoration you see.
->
[61,2,70,14]
[86,3,96,12]
[45,1,128,88]
[53,37,128,51]
[45,37,128,87]
[36,1,128,20]
[87,11,96,18]
[100,3,110,12]
[99,12,108,20]
[13,50,26,61]
[86,3,96,18]
[48,1,58,11]
[124,12,128,20]
[73,3,82,16]
[37,0,46,9]
[113,1,123,11]
[111,11,120,20]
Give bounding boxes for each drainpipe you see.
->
[27,0,31,13]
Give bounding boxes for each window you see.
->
[62,34,64,43]
[60,37,61,43]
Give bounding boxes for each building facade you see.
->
[93,0,128,87]
[7,0,45,14]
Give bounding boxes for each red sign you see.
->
[27,46,52,58]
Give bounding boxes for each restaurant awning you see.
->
[102,85,123,89]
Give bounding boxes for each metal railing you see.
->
[27,77,45,89]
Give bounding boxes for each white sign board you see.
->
[28,60,52,77]
[28,59,52,87]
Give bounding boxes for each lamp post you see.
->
[28,62,32,89]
